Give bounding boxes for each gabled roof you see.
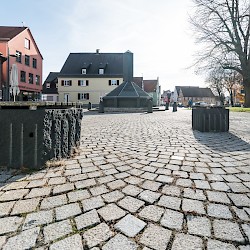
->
[104,81,150,98]
[44,72,59,83]
[0,26,43,59]
[143,80,158,92]
[133,77,143,88]
[176,86,215,97]
[59,53,123,76]
[0,26,26,40]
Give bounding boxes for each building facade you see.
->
[58,50,124,105]
[0,26,43,101]
[42,72,59,102]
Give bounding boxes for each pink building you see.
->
[0,26,43,101]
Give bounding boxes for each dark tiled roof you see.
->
[176,86,215,97]
[0,26,27,39]
[133,77,143,88]
[44,72,59,83]
[59,53,123,76]
[104,81,151,98]
[42,72,59,94]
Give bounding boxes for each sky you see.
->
[2,0,206,91]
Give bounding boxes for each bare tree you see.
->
[190,0,250,107]
[206,68,225,104]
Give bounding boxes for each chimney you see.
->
[96,49,100,54]
[123,50,133,82]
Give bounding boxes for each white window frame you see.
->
[46,83,50,88]
[79,93,89,100]
[79,80,87,86]
[64,80,71,86]
[99,68,104,74]
[82,68,87,74]
[24,38,30,49]
[111,80,118,85]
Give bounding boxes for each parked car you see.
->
[192,102,208,107]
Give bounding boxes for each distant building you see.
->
[42,72,59,102]
[0,26,43,101]
[133,77,161,106]
[175,86,216,106]
[57,50,124,105]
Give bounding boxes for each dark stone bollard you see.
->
[192,107,229,132]
[99,101,104,113]
[165,102,169,110]
[0,108,83,169]
[147,99,153,113]
[173,102,177,112]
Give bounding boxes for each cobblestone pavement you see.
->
[0,109,250,249]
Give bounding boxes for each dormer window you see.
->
[82,68,87,74]
[46,83,50,88]
[99,68,104,74]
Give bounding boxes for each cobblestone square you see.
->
[0,110,250,249]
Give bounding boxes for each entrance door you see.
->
[64,93,69,103]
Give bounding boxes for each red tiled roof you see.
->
[143,80,158,92]
[0,26,27,40]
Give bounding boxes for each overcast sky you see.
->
[2,0,206,91]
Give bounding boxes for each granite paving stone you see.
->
[207,239,237,250]
[98,203,126,221]
[101,190,125,202]
[102,234,138,250]
[118,196,145,213]
[0,201,15,217]
[141,180,162,191]
[40,194,67,210]
[228,193,250,207]
[25,187,51,198]
[114,214,146,237]
[49,234,83,250]
[187,215,211,237]
[83,222,114,248]
[0,189,29,201]
[207,203,233,219]
[43,219,72,242]
[171,233,203,250]
[11,198,40,215]
[213,219,245,243]
[0,216,23,234]
[158,195,181,210]
[0,236,6,249]
[182,198,206,214]
[138,190,161,204]
[89,184,109,196]
[139,224,172,250]
[55,202,82,220]
[82,196,105,211]
[183,188,206,201]
[122,185,142,196]
[139,205,164,222]
[53,183,74,195]
[67,189,90,202]
[75,209,100,230]
[242,224,250,241]
[206,190,231,204]
[22,209,53,230]
[2,227,40,250]
[161,185,181,196]
[160,209,184,230]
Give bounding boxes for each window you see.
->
[16,51,22,63]
[36,75,40,85]
[61,80,72,86]
[32,58,37,68]
[20,71,26,82]
[25,55,30,66]
[99,68,104,74]
[78,93,89,100]
[109,80,119,86]
[82,68,87,74]
[29,73,33,84]
[24,38,30,49]
[78,80,89,86]
[46,83,50,88]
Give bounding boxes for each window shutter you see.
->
[86,80,89,86]
[117,80,119,85]
[78,93,80,100]
[78,80,80,86]
[109,80,111,86]
[87,93,89,100]
[69,80,72,86]
[61,80,64,86]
